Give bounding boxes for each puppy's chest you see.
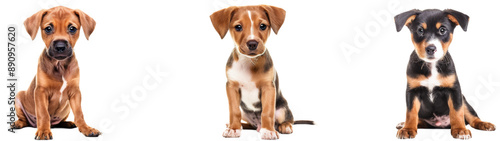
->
[227,59,261,111]
[420,63,441,92]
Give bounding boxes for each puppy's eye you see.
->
[68,26,77,34]
[235,25,242,31]
[44,26,53,34]
[417,27,424,36]
[438,27,447,35]
[260,24,267,30]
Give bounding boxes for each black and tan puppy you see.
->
[394,9,495,139]
[210,5,313,140]
[12,6,100,140]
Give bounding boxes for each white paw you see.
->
[260,128,279,140]
[222,128,241,138]
[396,122,405,129]
[458,134,471,140]
[284,126,292,134]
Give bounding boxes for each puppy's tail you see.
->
[293,120,315,125]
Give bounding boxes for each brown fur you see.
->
[447,97,471,138]
[397,98,420,139]
[213,5,287,139]
[405,15,417,27]
[438,74,456,88]
[447,15,460,26]
[421,23,427,29]
[211,5,285,58]
[15,6,99,140]
[441,33,453,55]
[411,34,427,59]
[407,75,427,89]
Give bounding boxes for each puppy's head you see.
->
[24,6,95,60]
[210,5,285,58]
[395,9,468,62]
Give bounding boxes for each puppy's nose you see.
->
[53,40,68,53]
[426,46,436,55]
[247,40,258,51]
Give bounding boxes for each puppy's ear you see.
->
[261,5,286,34]
[210,6,237,39]
[24,9,47,40]
[74,9,96,40]
[394,9,421,32]
[444,9,469,31]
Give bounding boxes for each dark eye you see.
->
[235,25,242,31]
[438,27,447,35]
[417,27,424,36]
[260,24,267,30]
[68,26,77,34]
[44,26,53,34]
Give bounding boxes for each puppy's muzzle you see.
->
[48,39,73,60]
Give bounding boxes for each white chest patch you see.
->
[227,55,261,111]
[59,76,67,102]
[420,62,440,102]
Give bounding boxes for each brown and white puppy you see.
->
[12,6,100,140]
[211,5,307,140]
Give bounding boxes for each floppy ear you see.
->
[444,9,469,31]
[394,9,421,32]
[261,5,286,34]
[24,9,47,40]
[210,6,237,39]
[74,9,96,40]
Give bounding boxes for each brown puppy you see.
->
[12,6,100,140]
[211,5,299,140]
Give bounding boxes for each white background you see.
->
[1,0,499,140]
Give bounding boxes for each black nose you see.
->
[247,40,258,51]
[426,46,436,55]
[53,40,68,53]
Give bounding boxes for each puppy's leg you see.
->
[260,84,279,140]
[276,107,293,134]
[448,96,471,139]
[12,91,29,129]
[34,88,53,140]
[67,87,101,137]
[222,81,242,138]
[397,97,420,139]
[463,97,495,131]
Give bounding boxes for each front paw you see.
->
[79,126,101,137]
[396,128,417,139]
[451,128,471,140]
[35,129,52,140]
[260,128,279,140]
[222,128,241,138]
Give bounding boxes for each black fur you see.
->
[397,9,478,128]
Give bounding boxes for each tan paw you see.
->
[278,122,293,134]
[222,128,241,138]
[473,121,495,131]
[79,126,101,137]
[451,128,471,140]
[260,128,279,140]
[35,129,52,140]
[396,128,417,139]
[12,120,28,129]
